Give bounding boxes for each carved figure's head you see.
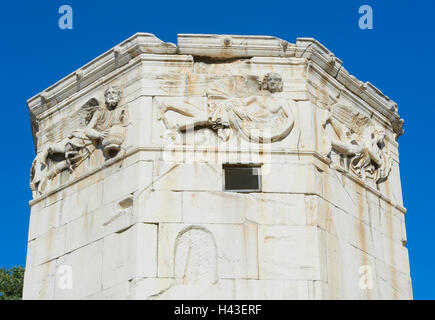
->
[104,86,121,108]
[373,127,386,146]
[261,73,283,93]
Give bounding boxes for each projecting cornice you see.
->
[294,37,403,140]
[27,33,404,142]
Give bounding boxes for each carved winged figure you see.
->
[156,73,295,144]
[322,103,392,183]
[30,86,129,196]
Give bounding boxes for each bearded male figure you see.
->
[30,86,128,196]
[209,72,294,142]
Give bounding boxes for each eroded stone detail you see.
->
[322,102,392,183]
[30,86,129,196]
[150,226,218,299]
[156,72,295,144]
[174,226,218,284]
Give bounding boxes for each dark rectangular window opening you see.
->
[223,164,261,192]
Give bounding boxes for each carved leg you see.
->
[331,140,363,156]
[45,160,69,180]
[156,99,209,144]
[322,137,332,158]
[40,142,67,166]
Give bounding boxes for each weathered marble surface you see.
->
[24,33,411,300]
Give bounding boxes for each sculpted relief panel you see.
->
[25,35,409,301]
[322,102,392,184]
[30,86,129,196]
[156,72,295,145]
[30,68,396,197]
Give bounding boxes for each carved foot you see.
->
[330,162,346,173]
[156,101,166,121]
[322,108,332,129]
[217,128,231,141]
[162,128,182,144]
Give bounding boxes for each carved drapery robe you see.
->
[209,94,294,143]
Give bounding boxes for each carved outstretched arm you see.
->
[241,96,285,114]
[241,96,257,106]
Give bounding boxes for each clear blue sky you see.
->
[0,0,433,299]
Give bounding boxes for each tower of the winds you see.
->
[23,33,411,299]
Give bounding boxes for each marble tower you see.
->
[24,33,411,299]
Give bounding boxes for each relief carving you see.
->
[30,86,129,196]
[156,73,295,144]
[173,226,218,285]
[322,103,392,183]
[149,226,218,299]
